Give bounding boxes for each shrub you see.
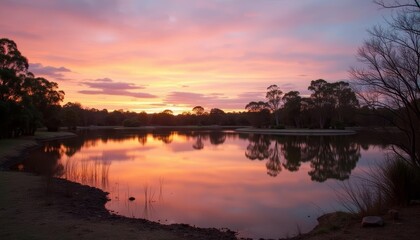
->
[337,156,420,217]
[122,117,141,127]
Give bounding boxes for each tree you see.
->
[282,91,302,127]
[308,79,336,129]
[0,38,28,102]
[0,38,65,136]
[23,77,64,131]
[330,81,358,126]
[266,84,283,126]
[350,0,420,166]
[192,106,204,115]
[245,101,270,128]
[245,101,267,112]
[209,108,225,125]
[62,106,78,130]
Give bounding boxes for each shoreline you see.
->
[0,131,236,240]
[0,131,77,169]
[235,128,356,135]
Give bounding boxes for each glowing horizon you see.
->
[0,0,390,114]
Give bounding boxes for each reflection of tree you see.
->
[245,134,362,181]
[209,131,226,145]
[21,141,64,178]
[137,134,147,145]
[153,131,173,144]
[281,137,302,172]
[307,137,361,182]
[192,135,204,150]
[245,134,271,160]
[266,142,282,177]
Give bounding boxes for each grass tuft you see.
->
[337,155,420,217]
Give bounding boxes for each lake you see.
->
[17,129,391,239]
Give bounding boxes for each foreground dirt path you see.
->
[0,171,235,240]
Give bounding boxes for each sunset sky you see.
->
[0,0,392,114]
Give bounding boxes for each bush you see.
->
[338,156,420,217]
[122,117,141,127]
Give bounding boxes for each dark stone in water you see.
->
[361,216,384,227]
[128,197,135,201]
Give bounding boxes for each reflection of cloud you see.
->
[167,142,198,152]
[29,63,71,80]
[86,148,155,162]
[79,78,157,98]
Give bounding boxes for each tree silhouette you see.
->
[266,84,283,126]
[282,91,302,128]
[192,106,204,115]
[350,0,420,166]
[0,38,64,137]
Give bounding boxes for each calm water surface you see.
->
[19,130,390,239]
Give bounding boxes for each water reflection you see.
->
[244,135,362,182]
[16,130,392,239]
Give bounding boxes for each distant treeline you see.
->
[60,98,390,130]
[61,103,250,128]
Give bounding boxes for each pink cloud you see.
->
[79,78,157,99]
[29,63,71,80]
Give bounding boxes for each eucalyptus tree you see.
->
[192,105,204,115]
[308,79,336,128]
[266,84,283,126]
[331,81,358,125]
[1,38,65,136]
[282,91,302,127]
[245,101,270,128]
[209,108,225,125]
[350,0,420,166]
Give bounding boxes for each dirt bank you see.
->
[0,172,236,240]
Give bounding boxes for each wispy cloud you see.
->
[79,78,157,98]
[29,63,71,80]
